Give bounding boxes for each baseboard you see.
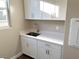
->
[10,52,23,59]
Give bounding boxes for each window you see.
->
[0,0,10,27]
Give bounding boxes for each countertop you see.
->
[20,31,64,46]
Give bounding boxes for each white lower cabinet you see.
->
[50,44,62,59]
[21,36,63,59]
[37,40,62,59]
[21,36,29,55]
[21,36,37,59]
[37,41,50,59]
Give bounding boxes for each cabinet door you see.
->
[50,44,62,59]
[55,0,67,19]
[30,0,41,19]
[27,37,37,58]
[21,36,37,58]
[42,0,67,20]
[24,0,31,19]
[21,36,29,55]
[42,0,56,19]
[37,41,50,59]
[24,0,42,19]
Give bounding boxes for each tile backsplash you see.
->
[28,20,65,33]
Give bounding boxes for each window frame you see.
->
[0,0,11,30]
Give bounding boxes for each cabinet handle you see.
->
[46,50,48,54]
[48,50,50,55]
[46,50,50,55]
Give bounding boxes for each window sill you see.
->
[0,58,5,59]
[0,26,12,30]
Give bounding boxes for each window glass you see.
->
[0,0,9,27]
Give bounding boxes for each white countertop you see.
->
[20,31,64,46]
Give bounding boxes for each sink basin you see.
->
[27,32,40,37]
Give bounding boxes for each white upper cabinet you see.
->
[42,0,67,20]
[30,0,41,19]
[24,0,67,20]
[56,0,67,20]
[24,0,41,19]
[41,0,56,19]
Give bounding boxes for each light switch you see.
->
[69,18,79,48]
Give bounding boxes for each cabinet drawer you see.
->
[38,40,51,47]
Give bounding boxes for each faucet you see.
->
[33,23,40,33]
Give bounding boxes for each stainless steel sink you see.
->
[27,32,40,37]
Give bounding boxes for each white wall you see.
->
[29,20,65,33]
[0,0,28,59]
[64,0,79,59]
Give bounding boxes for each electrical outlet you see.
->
[56,25,59,31]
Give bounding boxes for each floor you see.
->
[17,54,34,59]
